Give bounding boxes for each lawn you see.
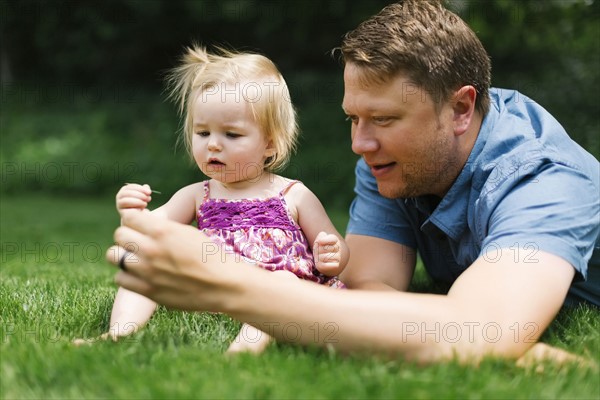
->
[1,194,598,399]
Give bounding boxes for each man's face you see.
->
[342,64,461,198]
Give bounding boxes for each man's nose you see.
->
[351,122,379,155]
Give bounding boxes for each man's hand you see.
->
[107,210,251,313]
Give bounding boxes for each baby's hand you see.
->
[313,232,342,276]
[116,183,152,214]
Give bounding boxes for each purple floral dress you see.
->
[197,180,344,288]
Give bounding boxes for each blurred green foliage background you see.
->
[2,0,599,211]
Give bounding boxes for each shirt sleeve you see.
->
[478,161,600,280]
[346,159,417,248]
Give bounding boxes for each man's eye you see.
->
[345,116,358,124]
[373,117,392,125]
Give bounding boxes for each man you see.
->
[109,0,599,364]
[338,1,600,306]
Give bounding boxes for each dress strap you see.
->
[277,180,302,228]
[279,179,300,197]
[202,180,211,201]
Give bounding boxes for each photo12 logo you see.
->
[1,241,106,264]
[1,162,138,185]
[401,321,540,344]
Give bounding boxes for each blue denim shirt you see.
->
[347,88,600,305]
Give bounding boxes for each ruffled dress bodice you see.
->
[197,180,343,287]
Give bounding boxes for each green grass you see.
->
[1,194,599,399]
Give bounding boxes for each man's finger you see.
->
[114,270,154,297]
[113,224,155,258]
[106,244,142,269]
[120,209,162,235]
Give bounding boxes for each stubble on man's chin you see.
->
[376,180,419,200]
[376,169,448,199]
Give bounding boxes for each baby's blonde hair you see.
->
[166,45,298,171]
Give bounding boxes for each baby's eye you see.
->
[226,132,241,138]
[196,131,210,137]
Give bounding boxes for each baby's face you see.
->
[190,82,274,185]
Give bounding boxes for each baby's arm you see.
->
[287,183,349,277]
[75,183,201,344]
[116,183,200,221]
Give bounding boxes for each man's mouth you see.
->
[369,162,396,177]
[371,162,395,171]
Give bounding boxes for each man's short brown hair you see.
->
[338,0,491,115]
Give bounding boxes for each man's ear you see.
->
[453,85,477,136]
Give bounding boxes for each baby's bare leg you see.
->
[226,270,297,354]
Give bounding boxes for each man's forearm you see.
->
[222,253,571,364]
[224,269,467,362]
